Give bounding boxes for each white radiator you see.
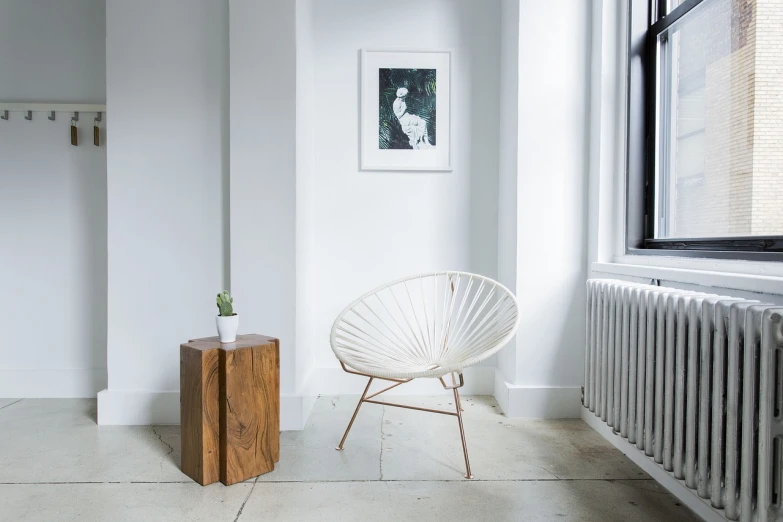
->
[584,279,783,522]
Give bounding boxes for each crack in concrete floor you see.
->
[151,426,174,456]
[0,399,23,411]
[233,476,259,522]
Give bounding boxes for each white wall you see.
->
[0,0,107,397]
[496,0,520,385]
[0,0,602,422]
[296,0,317,394]
[98,0,228,424]
[0,0,105,103]
[494,0,593,417]
[302,0,502,394]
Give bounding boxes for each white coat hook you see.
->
[72,111,79,122]
[48,111,56,121]
[25,110,32,121]
[94,112,101,123]
[1,110,8,120]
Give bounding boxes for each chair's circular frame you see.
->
[330,271,520,380]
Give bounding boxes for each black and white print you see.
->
[378,68,436,150]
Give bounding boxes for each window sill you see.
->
[592,255,783,296]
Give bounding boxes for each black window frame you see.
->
[625,0,783,262]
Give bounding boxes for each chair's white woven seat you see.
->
[331,272,520,380]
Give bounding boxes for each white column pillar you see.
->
[495,0,592,418]
[99,0,229,424]
[230,0,313,429]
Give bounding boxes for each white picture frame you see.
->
[361,49,452,172]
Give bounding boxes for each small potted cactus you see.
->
[215,291,238,343]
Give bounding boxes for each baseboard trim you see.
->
[581,406,724,522]
[310,365,495,396]
[281,391,317,431]
[97,389,179,425]
[97,389,316,430]
[0,368,107,398]
[493,371,582,418]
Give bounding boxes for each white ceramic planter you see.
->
[216,314,239,343]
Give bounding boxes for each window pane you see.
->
[668,0,686,13]
[658,0,688,17]
[655,0,783,239]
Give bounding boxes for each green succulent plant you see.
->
[216,291,235,317]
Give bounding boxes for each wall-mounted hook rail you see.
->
[0,103,107,146]
[0,102,106,120]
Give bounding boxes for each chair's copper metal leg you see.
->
[336,377,373,450]
[454,389,465,412]
[453,387,473,479]
[335,364,475,479]
[452,373,464,411]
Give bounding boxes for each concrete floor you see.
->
[0,395,699,521]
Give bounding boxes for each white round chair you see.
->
[330,271,520,478]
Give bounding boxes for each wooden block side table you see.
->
[180,334,280,486]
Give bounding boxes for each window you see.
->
[627,0,783,259]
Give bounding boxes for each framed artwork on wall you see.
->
[360,49,452,172]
